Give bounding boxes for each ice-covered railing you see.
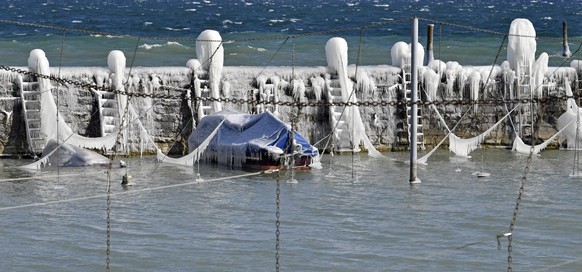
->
[27,49,160,154]
[325,37,383,157]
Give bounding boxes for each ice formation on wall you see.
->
[27,49,158,154]
[507,18,536,96]
[531,52,549,97]
[325,37,383,157]
[196,30,224,113]
[27,50,116,150]
[390,41,425,69]
[557,81,582,149]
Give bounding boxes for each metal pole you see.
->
[410,17,421,184]
[562,21,571,57]
[426,24,434,65]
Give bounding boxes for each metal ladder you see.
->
[326,73,358,153]
[18,76,45,155]
[94,89,121,136]
[402,65,424,149]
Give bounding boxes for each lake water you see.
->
[0,149,580,271]
[1,0,581,67]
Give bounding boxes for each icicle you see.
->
[445,61,462,98]
[423,68,439,102]
[532,52,549,97]
[310,76,325,101]
[469,71,481,101]
[428,59,446,79]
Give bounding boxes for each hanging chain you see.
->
[106,166,112,271]
[275,172,281,272]
[497,146,533,272]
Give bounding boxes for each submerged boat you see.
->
[188,109,320,170]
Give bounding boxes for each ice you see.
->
[507,18,536,89]
[196,29,224,113]
[532,52,548,97]
[20,139,109,170]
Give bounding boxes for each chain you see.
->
[495,144,533,272]
[106,165,112,271]
[1,65,578,108]
[275,172,281,272]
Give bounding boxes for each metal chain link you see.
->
[106,168,112,271]
[1,65,578,108]
[495,144,534,272]
[275,174,281,272]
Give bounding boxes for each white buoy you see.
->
[121,174,133,186]
[473,171,491,178]
[195,173,205,182]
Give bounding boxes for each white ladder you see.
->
[18,77,45,155]
[94,90,121,136]
[326,74,357,152]
[402,66,424,149]
[194,75,215,121]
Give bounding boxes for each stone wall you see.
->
[0,65,575,156]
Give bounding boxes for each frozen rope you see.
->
[530,256,582,272]
[0,170,106,183]
[0,169,277,212]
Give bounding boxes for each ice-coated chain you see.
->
[1,65,576,108]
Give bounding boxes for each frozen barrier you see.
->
[0,20,580,157]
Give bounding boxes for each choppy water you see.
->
[1,0,581,67]
[0,149,580,271]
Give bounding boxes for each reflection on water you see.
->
[0,149,580,271]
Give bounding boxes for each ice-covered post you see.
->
[562,21,571,57]
[426,24,434,65]
[410,17,421,184]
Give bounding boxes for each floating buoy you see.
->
[473,171,491,178]
[121,173,133,186]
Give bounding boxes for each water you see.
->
[0,149,580,271]
[1,0,581,67]
[1,1,581,271]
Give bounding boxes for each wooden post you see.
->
[426,24,434,65]
[563,21,571,57]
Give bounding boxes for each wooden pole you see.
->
[426,24,434,65]
[563,21,571,57]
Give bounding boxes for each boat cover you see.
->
[188,109,319,168]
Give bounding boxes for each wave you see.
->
[163,27,191,32]
[139,41,189,50]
